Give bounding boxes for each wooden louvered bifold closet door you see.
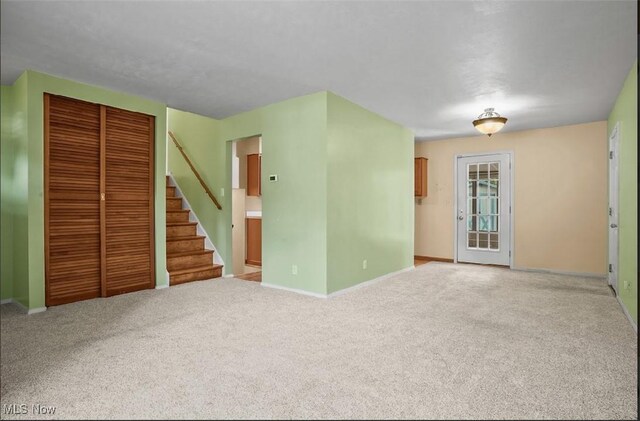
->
[45,95,102,306]
[45,93,155,306]
[104,107,155,296]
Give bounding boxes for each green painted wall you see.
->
[220,92,329,294]
[1,74,29,306]
[167,109,227,269]
[608,60,637,324]
[170,92,413,296]
[3,70,168,309]
[1,85,15,300]
[326,93,414,293]
[3,70,413,304]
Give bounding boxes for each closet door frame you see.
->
[44,93,156,305]
[147,115,156,291]
[44,93,51,305]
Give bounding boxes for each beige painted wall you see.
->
[415,121,608,275]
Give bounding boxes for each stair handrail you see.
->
[168,131,222,210]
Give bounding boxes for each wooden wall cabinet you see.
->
[246,218,262,266]
[247,153,261,196]
[415,157,428,197]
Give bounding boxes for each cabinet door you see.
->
[247,153,261,196]
[415,158,428,197]
[45,94,102,306]
[104,106,155,296]
[414,159,420,196]
[246,218,262,266]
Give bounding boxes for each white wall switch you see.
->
[292,265,298,275]
[362,259,367,269]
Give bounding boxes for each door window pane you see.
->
[468,181,477,197]
[468,232,478,248]
[490,162,499,179]
[467,215,476,231]
[478,216,490,232]
[478,232,489,249]
[489,198,498,215]
[468,198,477,215]
[477,181,488,197]
[479,163,489,179]
[488,216,498,232]
[490,233,499,250]
[468,164,478,180]
[489,180,499,196]
[477,198,490,215]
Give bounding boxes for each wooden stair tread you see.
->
[169,264,223,276]
[166,235,205,242]
[165,175,222,285]
[167,249,213,258]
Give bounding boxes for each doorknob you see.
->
[458,215,464,221]
[610,223,618,228]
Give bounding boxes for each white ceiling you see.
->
[1,1,636,140]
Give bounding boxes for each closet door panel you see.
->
[45,94,102,306]
[104,107,155,296]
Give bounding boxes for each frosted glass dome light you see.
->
[473,108,508,137]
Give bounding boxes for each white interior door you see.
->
[608,124,619,293]
[456,153,511,266]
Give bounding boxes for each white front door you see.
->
[608,124,619,293]
[456,153,511,266]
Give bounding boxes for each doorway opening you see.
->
[231,135,262,282]
[454,152,513,267]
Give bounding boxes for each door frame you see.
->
[228,134,263,278]
[453,150,514,268]
[608,122,620,292]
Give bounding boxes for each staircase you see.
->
[166,176,223,285]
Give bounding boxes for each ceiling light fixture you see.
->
[472,108,507,137]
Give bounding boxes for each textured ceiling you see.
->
[1,1,636,140]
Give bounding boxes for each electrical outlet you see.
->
[292,265,298,275]
[362,259,367,269]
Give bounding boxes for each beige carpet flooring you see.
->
[0,263,637,419]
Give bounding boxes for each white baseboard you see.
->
[261,266,416,299]
[511,266,606,279]
[223,274,235,278]
[0,298,12,305]
[27,307,47,315]
[10,299,47,315]
[327,265,415,298]
[155,284,169,290]
[616,295,637,334]
[261,282,328,298]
